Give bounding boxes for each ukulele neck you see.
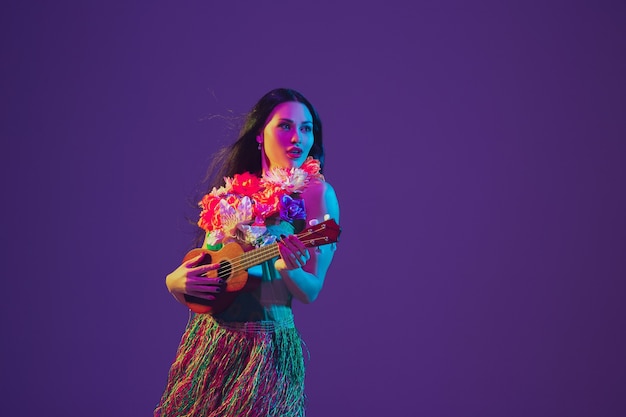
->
[237,244,280,272]
[231,220,338,273]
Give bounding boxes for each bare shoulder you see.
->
[302,179,340,223]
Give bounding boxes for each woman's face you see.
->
[258,101,314,172]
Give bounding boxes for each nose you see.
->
[291,129,302,144]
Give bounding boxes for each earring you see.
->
[258,142,262,150]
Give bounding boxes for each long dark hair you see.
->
[188,88,325,246]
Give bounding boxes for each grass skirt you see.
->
[154,313,306,417]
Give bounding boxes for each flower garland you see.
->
[198,157,324,248]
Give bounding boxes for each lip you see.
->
[286,147,303,158]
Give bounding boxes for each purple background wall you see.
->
[1,1,625,416]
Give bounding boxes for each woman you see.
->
[155,88,340,417]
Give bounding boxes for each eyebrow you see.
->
[278,118,313,124]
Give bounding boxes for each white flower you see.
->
[209,185,228,197]
[236,224,268,246]
[205,230,224,247]
[218,196,254,238]
[262,167,309,193]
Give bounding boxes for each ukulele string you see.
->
[230,233,328,271]
[219,241,300,273]
[215,230,330,276]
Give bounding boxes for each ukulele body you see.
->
[182,243,261,315]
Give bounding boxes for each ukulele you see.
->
[182,218,341,315]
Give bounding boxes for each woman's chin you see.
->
[272,160,301,170]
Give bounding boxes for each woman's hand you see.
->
[275,234,311,271]
[166,253,224,301]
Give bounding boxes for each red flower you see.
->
[253,186,284,219]
[300,158,323,178]
[198,194,222,231]
[230,172,263,196]
[224,194,241,207]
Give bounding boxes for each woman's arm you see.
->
[165,251,224,306]
[275,180,340,303]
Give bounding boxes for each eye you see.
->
[278,122,291,130]
[301,125,313,133]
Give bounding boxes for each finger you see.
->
[185,291,216,301]
[187,276,224,286]
[294,252,308,266]
[184,253,203,267]
[287,252,305,269]
[292,245,310,260]
[280,242,299,262]
[279,234,295,249]
[282,236,308,258]
[186,283,222,293]
[283,240,308,261]
[287,235,307,253]
[185,252,210,267]
[200,263,221,273]
[278,241,304,270]
[278,241,294,260]
[189,262,221,277]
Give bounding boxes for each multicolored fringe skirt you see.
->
[154,313,306,417]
